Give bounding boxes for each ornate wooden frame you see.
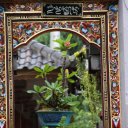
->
[3,10,121,128]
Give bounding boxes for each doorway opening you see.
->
[13,30,102,128]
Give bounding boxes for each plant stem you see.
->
[62,56,67,88]
[44,74,47,81]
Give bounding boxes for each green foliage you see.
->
[74,45,86,62]
[57,69,76,84]
[27,33,81,111]
[66,111,100,128]
[60,31,83,55]
[64,71,102,128]
[34,64,55,80]
[35,32,50,46]
[58,116,67,126]
[62,94,80,107]
[65,56,102,128]
[54,33,78,88]
[54,33,77,56]
[34,31,83,55]
[80,72,102,114]
[27,64,79,111]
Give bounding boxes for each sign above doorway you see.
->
[42,3,83,17]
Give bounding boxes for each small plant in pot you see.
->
[27,34,80,128]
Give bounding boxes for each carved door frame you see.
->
[4,10,121,128]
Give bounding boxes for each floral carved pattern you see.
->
[0,6,6,128]
[8,3,41,11]
[12,21,101,48]
[108,5,121,128]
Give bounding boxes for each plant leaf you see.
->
[68,71,76,78]
[47,66,55,72]
[67,101,80,106]
[68,79,75,83]
[34,66,42,73]
[35,75,41,78]
[53,39,64,44]
[27,90,36,93]
[54,47,61,51]
[62,51,67,56]
[39,86,46,93]
[45,80,51,88]
[43,64,50,73]
[45,94,52,100]
[63,88,68,92]
[70,43,78,48]
[65,34,72,42]
[34,85,41,92]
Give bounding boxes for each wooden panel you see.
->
[14,80,38,128]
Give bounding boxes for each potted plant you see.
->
[27,33,80,128]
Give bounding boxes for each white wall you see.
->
[119,0,128,127]
[50,31,60,49]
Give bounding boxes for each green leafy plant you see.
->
[27,34,79,111]
[34,64,55,81]
[65,55,102,128]
[53,33,77,56]
[53,33,77,89]
[27,64,79,111]
[57,69,76,84]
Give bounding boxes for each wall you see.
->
[119,0,128,127]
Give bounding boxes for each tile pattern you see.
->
[15,40,72,70]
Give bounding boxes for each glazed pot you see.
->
[37,111,73,128]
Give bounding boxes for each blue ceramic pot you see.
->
[36,111,73,127]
